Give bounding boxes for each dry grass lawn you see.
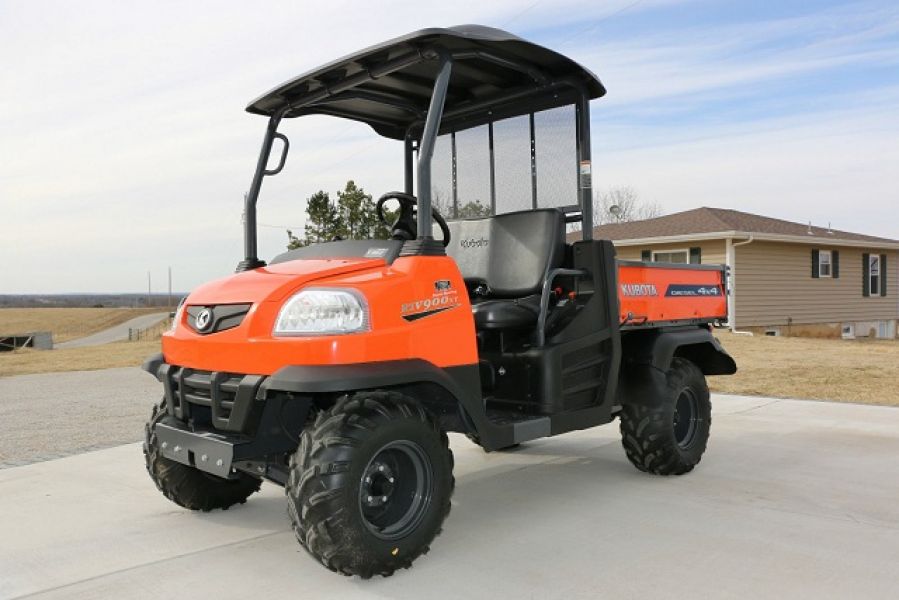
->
[0,307,164,343]
[0,340,161,377]
[710,331,899,406]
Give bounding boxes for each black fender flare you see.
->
[263,359,480,398]
[618,327,736,406]
[622,327,736,376]
[264,359,489,434]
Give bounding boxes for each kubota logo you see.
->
[620,283,658,297]
[460,237,489,249]
[195,308,213,331]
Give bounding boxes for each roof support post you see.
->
[416,52,452,240]
[575,89,593,240]
[404,133,414,195]
[238,110,285,272]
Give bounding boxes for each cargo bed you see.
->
[616,260,728,329]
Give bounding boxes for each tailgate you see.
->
[617,260,728,328]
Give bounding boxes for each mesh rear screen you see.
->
[493,115,533,215]
[455,125,491,218]
[430,134,454,217]
[428,104,578,220]
[534,105,577,208]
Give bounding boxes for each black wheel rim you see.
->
[673,388,700,449]
[359,440,433,540]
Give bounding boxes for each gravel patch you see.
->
[0,367,159,467]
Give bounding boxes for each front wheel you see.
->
[286,391,454,578]
[143,399,261,511]
[619,358,711,475]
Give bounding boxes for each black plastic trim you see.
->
[270,240,403,265]
[399,238,446,257]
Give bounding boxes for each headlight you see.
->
[274,288,369,335]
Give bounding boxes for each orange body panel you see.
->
[162,256,478,375]
[617,263,727,326]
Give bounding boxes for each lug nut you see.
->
[200,454,208,462]
[388,477,395,483]
[161,442,168,449]
[382,496,388,502]
[367,496,373,502]
[173,445,181,453]
[216,459,223,467]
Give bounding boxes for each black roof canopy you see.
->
[246,25,605,140]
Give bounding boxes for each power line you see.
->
[501,0,543,28]
[557,0,645,46]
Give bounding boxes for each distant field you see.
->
[711,331,899,406]
[0,307,163,343]
[0,340,161,377]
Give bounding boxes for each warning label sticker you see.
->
[579,160,592,188]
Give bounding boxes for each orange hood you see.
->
[186,258,386,305]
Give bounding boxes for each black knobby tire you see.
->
[143,399,261,511]
[286,390,454,578]
[619,358,711,475]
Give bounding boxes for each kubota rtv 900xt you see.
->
[142,25,736,577]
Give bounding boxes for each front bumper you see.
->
[142,353,308,482]
[143,353,264,433]
[155,422,238,479]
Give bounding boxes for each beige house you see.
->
[577,207,899,338]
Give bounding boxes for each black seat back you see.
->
[445,209,566,298]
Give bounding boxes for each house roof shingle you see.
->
[571,207,899,246]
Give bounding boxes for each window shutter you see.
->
[832,250,840,279]
[641,250,651,262]
[811,249,820,278]
[881,254,887,296]
[689,247,702,264]
[863,253,870,297]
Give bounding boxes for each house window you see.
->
[652,250,689,264]
[818,250,832,278]
[869,254,881,295]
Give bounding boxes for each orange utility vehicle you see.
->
[142,25,736,578]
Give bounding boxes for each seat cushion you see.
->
[472,295,541,330]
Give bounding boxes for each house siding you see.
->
[734,241,899,328]
[614,240,727,265]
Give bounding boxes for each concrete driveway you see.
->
[56,312,169,348]
[1,394,897,600]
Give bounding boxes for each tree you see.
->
[286,190,338,250]
[592,186,662,225]
[457,199,491,218]
[432,190,492,220]
[286,229,306,250]
[336,180,387,240]
[304,190,339,243]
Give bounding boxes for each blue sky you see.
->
[1,0,897,293]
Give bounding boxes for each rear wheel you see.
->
[619,358,711,475]
[286,390,454,578]
[143,399,261,511]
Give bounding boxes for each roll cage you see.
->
[237,25,605,271]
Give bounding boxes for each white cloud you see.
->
[1,0,897,293]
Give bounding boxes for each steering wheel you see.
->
[376,192,451,247]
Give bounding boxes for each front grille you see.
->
[186,304,252,335]
[159,365,264,432]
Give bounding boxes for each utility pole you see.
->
[168,267,173,310]
[147,270,152,308]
